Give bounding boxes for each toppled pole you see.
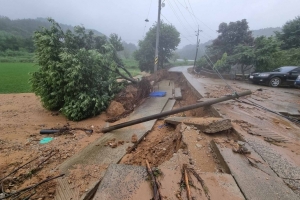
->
[102,90,251,133]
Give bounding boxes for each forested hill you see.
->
[177,27,283,59]
[0,16,104,38]
[252,27,282,37]
[176,40,212,60]
[0,16,104,52]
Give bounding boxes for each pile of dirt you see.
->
[106,78,151,122]
[120,120,182,167]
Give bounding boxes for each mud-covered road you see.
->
[171,66,300,197]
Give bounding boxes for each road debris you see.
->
[101,90,251,133]
[232,141,251,154]
[180,164,211,200]
[0,174,64,200]
[131,134,138,143]
[165,117,232,134]
[146,160,162,200]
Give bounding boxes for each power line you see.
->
[187,0,216,33]
[173,0,213,40]
[161,13,193,44]
[173,0,196,32]
[142,0,154,38]
[168,1,192,34]
[203,51,236,94]
[183,0,199,27]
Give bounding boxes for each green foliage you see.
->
[109,33,124,51]
[231,44,255,73]
[121,58,141,77]
[0,63,38,93]
[31,19,123,121]
[195,57,208,70]
[0,16,105,62]
[0,49,34,62]
[208,19,254,61]
[170,52,180,62]
[119,42,137,59]
[230,35,300,73]
[276,16,300,49]
[134,21,180,72]
[253,36,282,72]
[214,53,229,71]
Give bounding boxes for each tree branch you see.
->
[0,174,64,199]
[103,65,137,83]
[117,65,134,79]
[0,157,39,182]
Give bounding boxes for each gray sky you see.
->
[1,0,299,47]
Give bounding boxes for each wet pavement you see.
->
[169,66,300,198]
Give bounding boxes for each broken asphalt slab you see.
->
[55,80,175,200]
[165,117,232,133]
[211,140,299,200]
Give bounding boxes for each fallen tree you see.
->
[31,19,136,121]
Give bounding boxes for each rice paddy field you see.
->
[0,60,141,94]
[0,63,39,93]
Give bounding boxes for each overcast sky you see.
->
[1,0,300,47]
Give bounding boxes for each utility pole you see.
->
[193,26,201,70]
[154,0,162,73]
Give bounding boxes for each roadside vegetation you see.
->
[196,16,300,76]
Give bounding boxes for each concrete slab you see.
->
[159,99,176,119]
[211,140,299,200]
[93,164,150,200]
[247,138,300,197]
[55,80,174,200]
[159,149,244,200]
[165,117,232,133]
[249,128,289,142]
[174,87,182,100]
[95,163,245,200]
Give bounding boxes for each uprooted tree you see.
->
[30,18,136,121]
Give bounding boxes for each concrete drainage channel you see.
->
[56,71,298,200]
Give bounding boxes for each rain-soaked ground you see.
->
[170,66,300,197]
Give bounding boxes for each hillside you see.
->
[251,27,282,37]
[0,16,104,38]
[177,27,282,59]
[176,40,212,60]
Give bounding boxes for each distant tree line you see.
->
[196,16,300,75]
[0,16,138,63]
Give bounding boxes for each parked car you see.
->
[295,75,300,87]
[249,66,300,87]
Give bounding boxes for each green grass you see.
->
[0,50,35,63]
[122,58,138,68]
[0,63,39,93]
[0,59,140,94]
[122,58,141,77]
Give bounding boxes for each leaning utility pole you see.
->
[193,26,201,69]
[154,0,162,72]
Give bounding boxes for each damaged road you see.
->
[1,67,300,200]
